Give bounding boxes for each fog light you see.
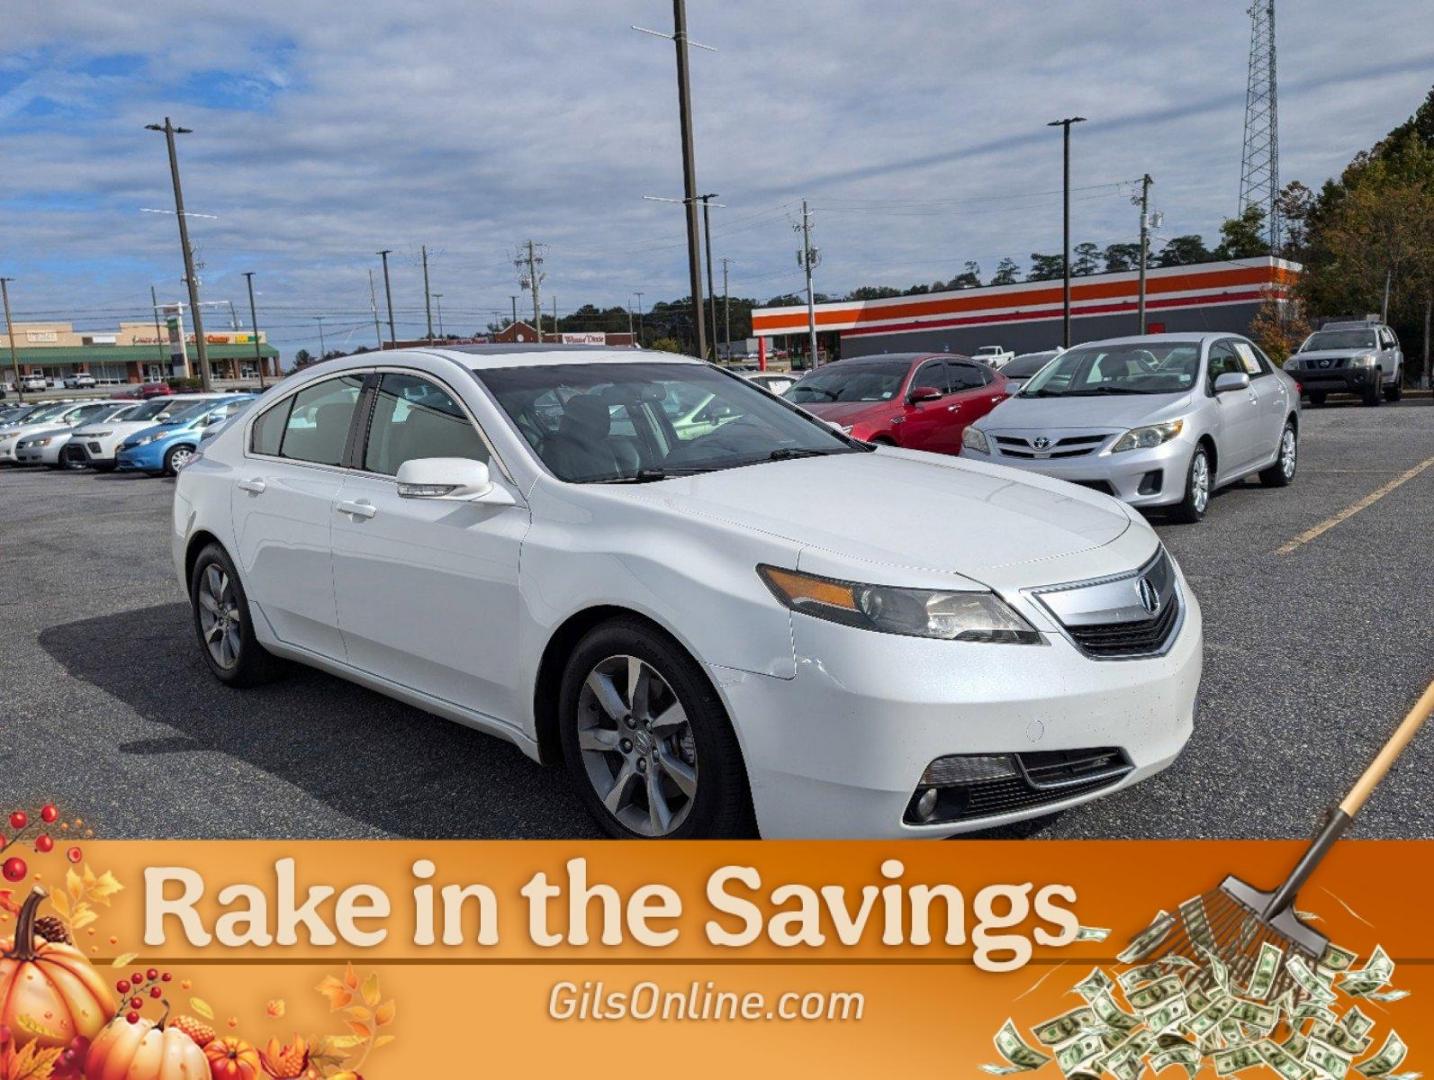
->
[914,787,939,821]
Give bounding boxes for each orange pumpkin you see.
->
[0,887,114,1051]
[85,1014,209,1080]
[204,1036,261,1080]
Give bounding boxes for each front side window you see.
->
[252,374,363,465]
[479,361,858,484]
[1232,341,1267,376]
[911,361,949,395]
[1020,343,1200,397]
[363,373,488,476]
[948,362,989,390]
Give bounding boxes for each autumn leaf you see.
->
[320,1035,365,1053]
[360,972,381,1008]
[373,1000,395,1027]
[342,963,359,990]
[2,1041,64,1080]
[111,952,138,969]
[373,1034,396,1049]
[316,975,353,1011]
[47,891,70,920]
[345,1020,372,1040]
[342,1006,371,1025]
[265,999,286,1019]
[0,890,19,917]
[71,907,98,931]
[190,997,215,1020]
[87,869,124,905]
[65,869,83,904]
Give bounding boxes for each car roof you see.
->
[806,352,964,368]
[425,345,702,371]
[1069,333,1229,348]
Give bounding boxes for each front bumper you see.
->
[15,440,65,465]
[1293,366,1377,394]
[715,574,1202,839]
[965,434,1192,508]
[116,441,170,471]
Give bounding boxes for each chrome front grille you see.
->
[1031,548,1183,660]
[994,433,1110,460]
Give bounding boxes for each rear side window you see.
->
[949,362,989,390]
[362,373,487,476]
[252,375,364,465]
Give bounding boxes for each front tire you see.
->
[558,618,755,839]
[1260,421,1297,487]
[163,443,196,475]
[1169,445,1212,524]
[188,543,283,687]
[1384,375,1402,402]
[1307,391,1326,406]
[1362,371,1381,406]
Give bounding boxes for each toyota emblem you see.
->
[1137,577,1160,615]
[1033,436,1051,450]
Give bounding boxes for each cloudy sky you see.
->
[1,0,1430,358]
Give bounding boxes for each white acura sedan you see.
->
[173,346,1201,839]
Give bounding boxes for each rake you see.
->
[1136,679,1434,1002]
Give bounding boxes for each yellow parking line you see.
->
[1275,456,1434,555]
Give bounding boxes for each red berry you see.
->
[35,834,54,853]
[1,857,26,883]
[131,972,143,986]
[8,811,26,831]
[146,968,159,981]
[161,972,172,982]
[40,805,59,824]
[129,997,143,1010]
[66,846,82,864]
[126,1012,140,1024]
[116,980,130,994]
[150,986,162,999]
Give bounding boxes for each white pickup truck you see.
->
[972,345,1015,368]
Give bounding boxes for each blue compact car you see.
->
[116,395,256,476]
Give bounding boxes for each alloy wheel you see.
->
[1280,427,1296,479]
[1191,453,1210,514]
[196,564,243,670]
[576,654,698,837]
[169,446,194,471]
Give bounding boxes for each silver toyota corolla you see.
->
[960,333,1300,523]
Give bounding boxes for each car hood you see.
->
[795,400,889,424]
[73,419,157,437]
[17,425,74,441]
[0,421,70,439]
[615,447,1135,587]
[976,391,1193,431]
[124,422,188,443]
[1290,349,1368,363]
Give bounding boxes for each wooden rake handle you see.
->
[1339,678,1434,818]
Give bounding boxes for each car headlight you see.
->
[1111,419,1184,453]
[962,426,990,454]
[86,431,112,438]
[1350,353,1377,367]
[757,565,1041,644]
[28,437,51,447]
[136,432,165,445]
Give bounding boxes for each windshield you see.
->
[478,361,862,484]
[784,359,910,404]
[126,398,181,421]
[20,403,74,423]
[160,399,221,425]
[1019,343,1201,397]
[1003,352,1059,378]
[65,403,114,425]
[1301,330,1376,352]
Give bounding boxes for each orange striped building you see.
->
[751,256,1299,362]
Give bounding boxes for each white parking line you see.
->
[1275,455,1434,555]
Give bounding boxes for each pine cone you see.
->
[33,915,70,944]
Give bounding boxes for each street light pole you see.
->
[377,249,396,347]
[1047,116,1086,349]
[635,291,645,343]
[672,0,708,360]
[242,272,267,389]
[433,293,444,338]
[700,193,719,359]
[145,118,212,390]
[721,257,732,356]
[1137,173,1153,334]
[0,278,22,403]
[421,244,434,341]
[510,295,519,327]
[316,315,326,359]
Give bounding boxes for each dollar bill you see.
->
[1246,941,1284,1001]
[1340,947,1394,997]
[1150,1044,1200,1078]
[988,1019,1054,1073]
[1075,925,1112,942]
[1258,1039,1312,1080]
[1213,1045,1264,1075]
[1362,989,1409,1003]
[1187,997,1237,1039]
[1311,1020,1373,1057]
[1355,1032,1407,1078]
[1342,1007,1375,1040]
[1090,991,1141,1034]
[1118,911,1175,964]
[1307,1037,1354,1079]
[1146,996,1191,1034]
[1119,963,1170,992]
[1199,945,1232,993]
[1034,1007,1099,1047]
[1283,1031,1310,1059]
[1056,1033,1107,1075]
[1128,975,1185,1014]
[1288,955,1339,1005]
[1319,943,1359,973]
[1074,967,1114,1002]
[1229,999,1279,1033]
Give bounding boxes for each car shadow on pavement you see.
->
[38,601,601,839]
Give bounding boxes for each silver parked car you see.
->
[1282,320,1404,406]
[961,333,1300,523]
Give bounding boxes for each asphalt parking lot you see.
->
[2,399,1431,841]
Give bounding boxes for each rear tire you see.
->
[1169,445,1212,524]
[1259,421,1297,487]
[1307,391,1326,406]
[188,542,284,687]
[1362,372,1381,406]
[558,618,755,839]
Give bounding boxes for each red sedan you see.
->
[784,353,1009,455]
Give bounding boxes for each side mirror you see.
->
[907,385,943,404]
[396,457,514,505]
[1212,371,1251,394]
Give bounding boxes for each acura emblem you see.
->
[1137,577,1160,615]
[1032,435,1051,450]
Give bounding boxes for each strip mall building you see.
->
[2,321,280,387]
[751,257,1299,362]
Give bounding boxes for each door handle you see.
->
[237,478,266,494]
[337,500,376,519]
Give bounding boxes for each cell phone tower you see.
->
[1238,0,1280,253]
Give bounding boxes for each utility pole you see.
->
[1,278,22,403]
[552,295,558,340]
[796,200,820,367]
[242,272,266,389]
[721,257,732,356]
[433,293,444,338]
[635,291,645,343]
[377,249,396,347]
[225,300,239,331]
[145,117,212,390]
[1047,116,1086,348]
[516,241,546,339]
[1381,269,1391,324]
[150,284,167,366]
[510,295,519,327]
[316,315,327,359]
[368,269,383,348]
[700,193,719,359]
[421,244,434,341]
[1137,173,1153,334]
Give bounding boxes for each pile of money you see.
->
[982,905,1415,1080]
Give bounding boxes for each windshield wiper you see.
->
[767,446,844,460]
[1063,386,1146,396]
[597,466,714,484]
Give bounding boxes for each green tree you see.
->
[1026,253,1064,281]
[989,258,1020,285]
[1214,205,1269,259]
[647,336,683,353]
[848,285,902,300]
[1072,242,1101,276]
[1155,235,1211,267]
[1103,242,1142,272]
[948,261,982,289]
